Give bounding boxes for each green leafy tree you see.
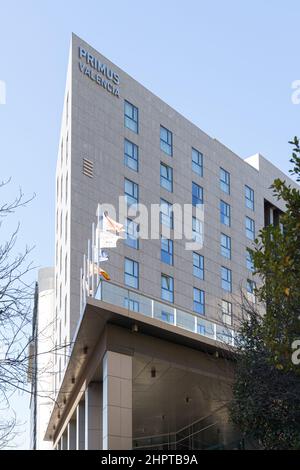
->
[230,138,300,449]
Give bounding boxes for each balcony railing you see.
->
[88,280,235,347]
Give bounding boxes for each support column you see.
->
[67,420,76,450]
[85,382,102,449]
[102,351,132,450]
[76,400,85,450]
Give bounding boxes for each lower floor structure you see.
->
[45,296,241,450]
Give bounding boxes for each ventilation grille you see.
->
[83,158,93,178]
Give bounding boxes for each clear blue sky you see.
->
[1,0,300,449]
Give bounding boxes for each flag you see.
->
[89,262,111,281]
[103,213,124,233]
[99,230,122,248]
[99,268,111,281]
[99,249,109,262]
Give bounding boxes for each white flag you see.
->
[95,249,109,263]
[103,213,124,233]
[99,231,122,248]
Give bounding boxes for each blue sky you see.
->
[1,0,300,449]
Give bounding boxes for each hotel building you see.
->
[30,33,297,450]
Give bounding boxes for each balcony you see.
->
[89,280,235,347]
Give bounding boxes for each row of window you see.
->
[125,223,253,273]
[124,100,255,211]
[124,257,256,323]
[124,175,255,240]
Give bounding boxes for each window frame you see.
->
[160,125,173,156]
[124,100,138,133]
[124,258,139,289]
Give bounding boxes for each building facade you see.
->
[32,33,298,450]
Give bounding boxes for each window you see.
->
[161,237,173,265]
[220,200,231,226]
[66,133,69,163]
[64,253,67,283]
[245,216,255,240]
[247,279,256,294]
[221,266,232,292]
[124,297,139,312]
[192,182,203,206]
[247,279,256,303]
[245,185,254,210]
[193,288,205,315]
[124,139,138,172]
[220,168,230,194]
[125,178,139,206]
[161,310,174,323]
[160,199,173,228]
[60,175,63,202]
[160,162,173,192]
[222,300,232,325]
[246,250,254,271]
[192,148,203,176]
[124,100,138,133]
[161,274,174,303]
[65,172,68,203]
[65,212,68,242]
[160,125,173,156]
[125,218,139,249]
[64,294,67,325]
[221,233,231,259]
[60,140,63,167]
[124,258,139,289]
[193,252,204,279]
[192,216,203,244]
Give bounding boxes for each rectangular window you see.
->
[161,274,174,303]
[222,300,232,325]
[246,216,255,240]
[65,173,68,203]
[64,253,67,283]
[160,125,173,156]
[192,182,203,206]
[192,216,203,244]
[192,148,203,176]
[66,133,69,163]
[247,279,256,294]
[65,212,68,242]
[193,288,205,315]
[160,199,173,228]
[220,168,230,194]
[160,162,173,192]
[124,139,138,172]
[161,310,174,324]
[245,185,254,210]
[124,258,139,289]
[124,297,140,312]
[246,250,254,271]
[221,266,232,292]
[125,218,139,249]
[220,200,231,226]
[161,237,173,265]
[124,100,138,133]
[221,233,231,259]
[193,252,204,279]
[125,178,139,206]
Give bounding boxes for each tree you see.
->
[0,180,35,448]
[230,138,300,450]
